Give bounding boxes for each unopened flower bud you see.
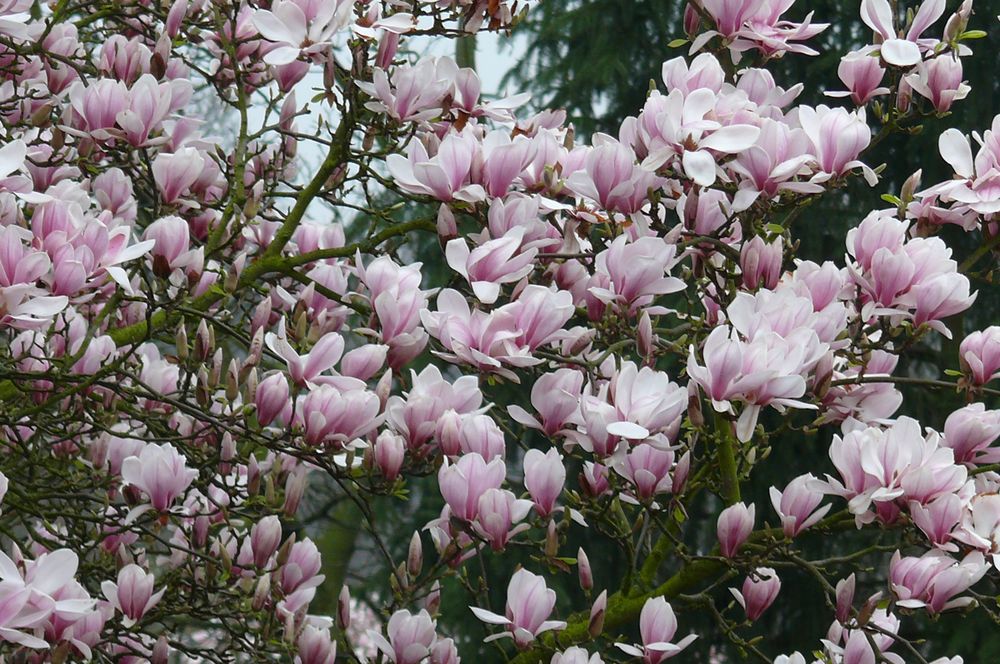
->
[588,590,607,637]
[337,585,351,630]
[251,515,283,568]
[408,531,423,578]
[836,574,856,624]
[195,319,212,360]
[175,322,188,361]
[545,519,559,557]
[437,204,458,241]
[220,432,236,463]
[252,573,271,610]
[151,636,170,664]
[578,547,593,592]
[424,580,441,615]
[283,470,307,517]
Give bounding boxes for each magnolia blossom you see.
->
[369,609,437,664]
[717,502,755,558]
[960,327,1000,385]
[730,567,781,621]
[251,0,354,65]
[890,550,987,614]
[770,473,831,537]
[821,417,967,525]
[101,565,165,627]
[470,569,566,647]
[120,443,198,512]
[508,368,584,436]
[523,448,566,517]
[438,453,505,522]
[615,596,697,663]
[445,227,537,304]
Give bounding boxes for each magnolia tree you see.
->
[4,0,1000,661]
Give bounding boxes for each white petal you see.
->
[880,39,921,67]
[682,150,717,187]
[700,125,760,153]
[470,606,511,625]
[606,421,650,440]
[939,129,974,178]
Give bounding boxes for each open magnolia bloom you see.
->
[470,569,567,647]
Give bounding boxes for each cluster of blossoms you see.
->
[1,0,1000,661]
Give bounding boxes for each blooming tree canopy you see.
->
[0,0,998,662]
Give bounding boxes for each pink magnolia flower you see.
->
[250,515,283,568]
[279,539,324,594]
[551,647,604,664]
[960,327,1000,385]
[387,130,485,203]
[456,414,507,459]
[910,493,963,549]
[481,131,536,198]
[589,236,684,316]
[729,119,817,200]
[505,285,575,351]
[523,448,566,517]
[661,53,725,94]
[860,0,943,67]
[470,569,566,647]
[906,55,969,114]
[251,0,353,65]
[889,549,987,614]
[298,384,381,447]
[256,372,292,427]
[340,344,388,381]
[121,443,198,512]
[740,236,783,290]
[438,453,506,521]
[735,1,828,59]
[374,431,406,481]
[0,548,95,649]
[420,289,541,380]
[385,364,482,450]
[730,567,781,621]
[821,417,966,525]
[265,324,345,387]
[358,57,453,123]
[942,403,1000,464]
[67,78,129,135]
[608,361,687,440]
[143,215,193,271]
[616,442,675,502]
[930,120,1000,214]
[296,624,337,664]
[369,609,437,664]
[797,105,874,183]
[769,473,831,537]
[686,325,815,442]
[152,147,205,204]
[828,48,890,105]
[473,488,533,550]
[951,493,1000,566]
[101,564,164,627]
[845,210,907,272]
[628,88,760,187]
[615,596,697,663]
[510,370,585,438]
[565,138,665,213]
[445,227,537,304]
[0,225,51,289]
[717,502,755,558]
